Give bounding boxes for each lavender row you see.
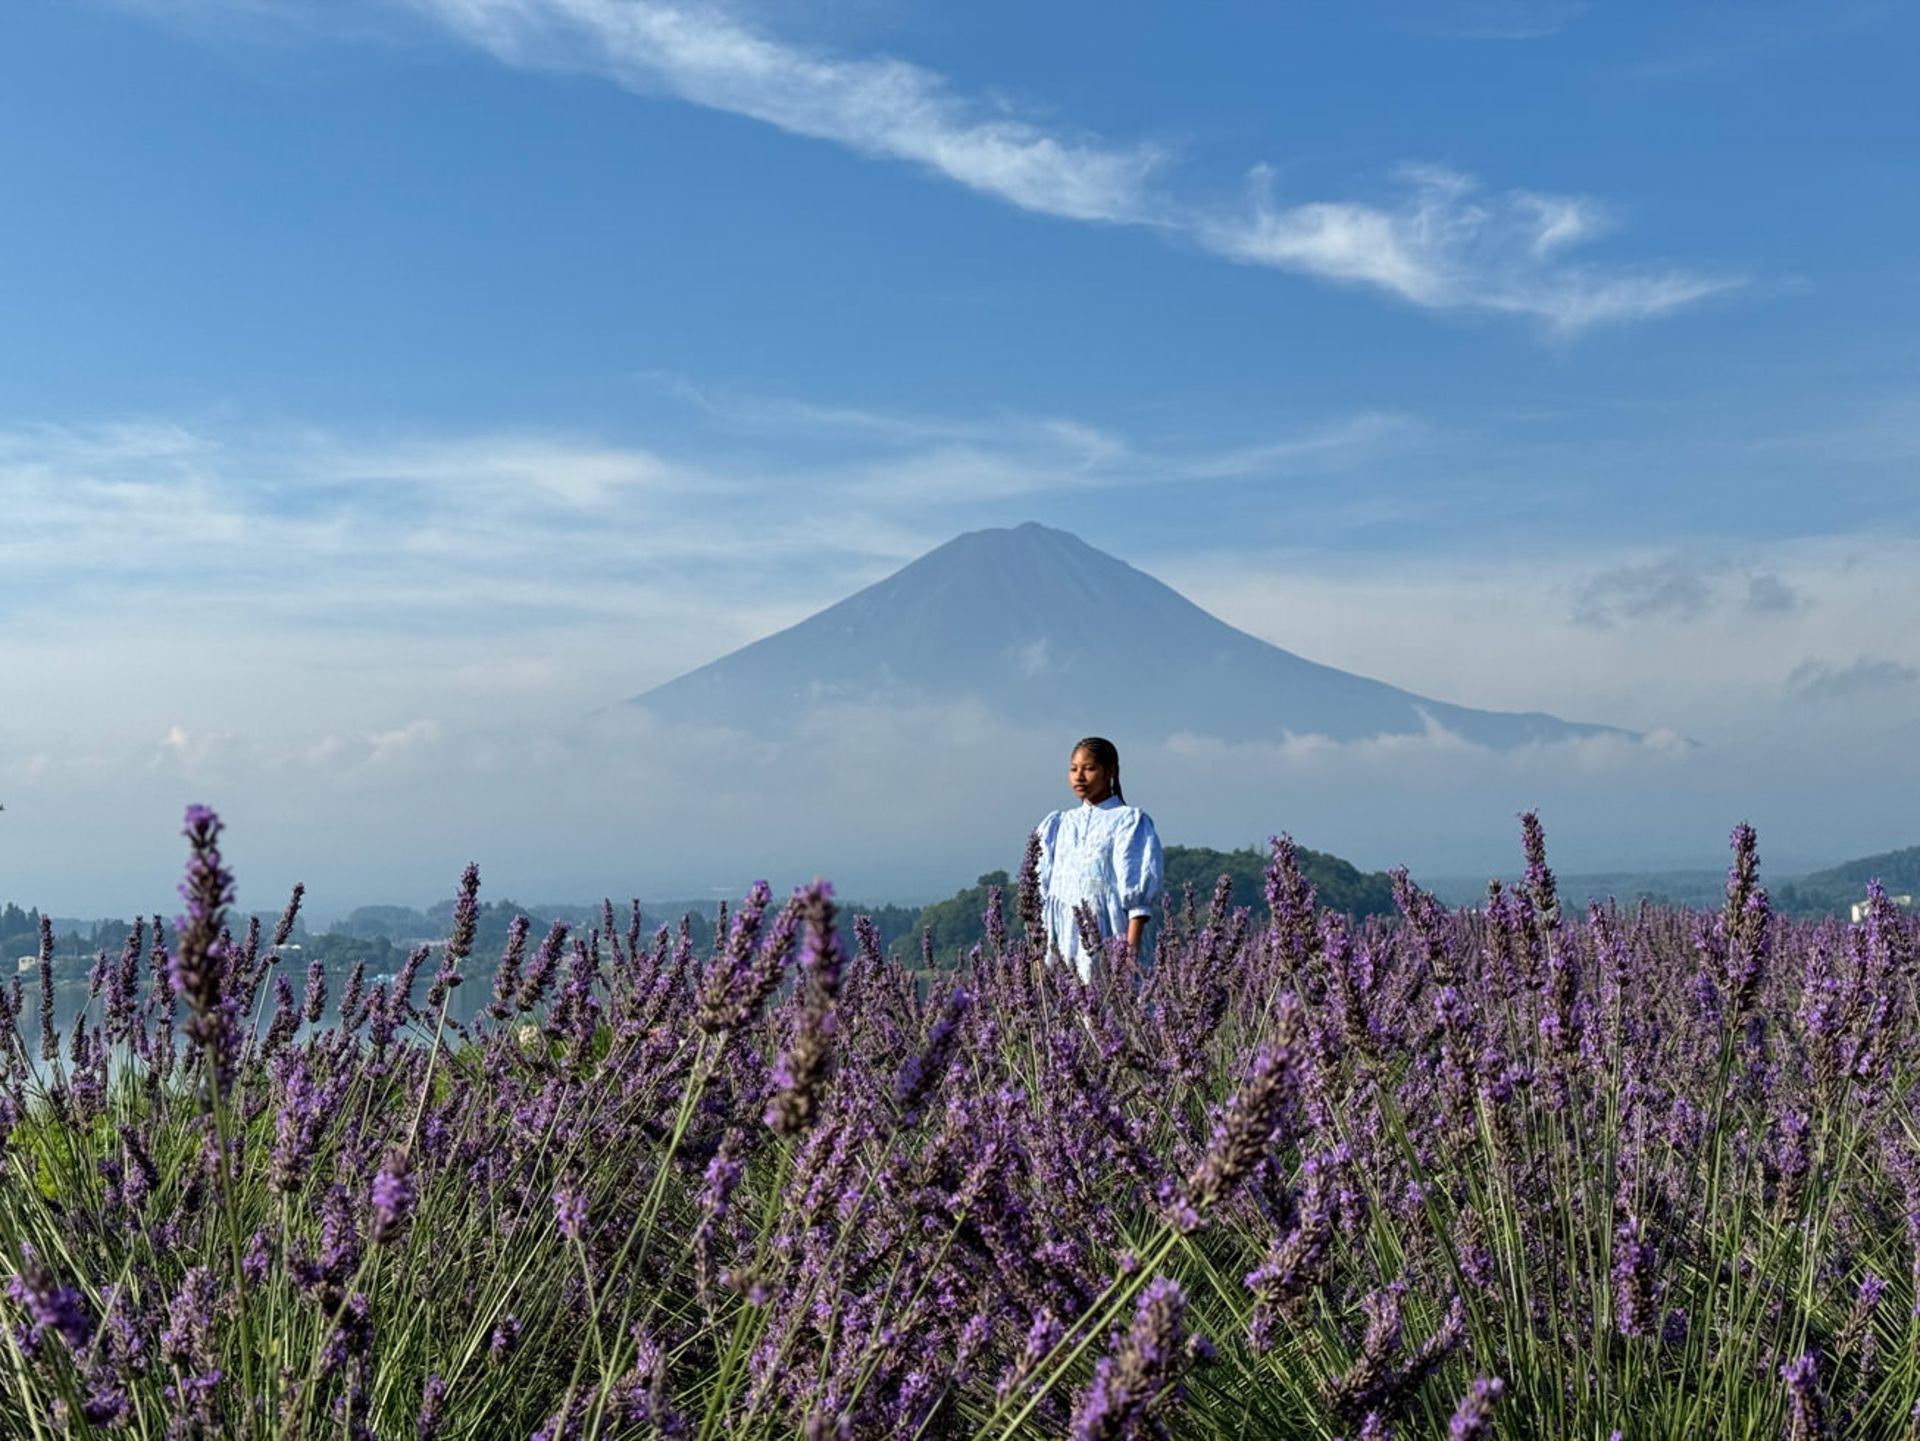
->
[0,807,1914,1439]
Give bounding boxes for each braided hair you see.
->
[1071,736,1125,805]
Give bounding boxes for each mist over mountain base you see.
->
[9,695,1903,920]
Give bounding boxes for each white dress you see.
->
[1033,795,1165,979]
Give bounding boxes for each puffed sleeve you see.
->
[1033,811,1062,895]
[1116,809,1164,918]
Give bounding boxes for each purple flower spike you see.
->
[271,881,306,949]
[1447,1377,1504,1441]
[172,807,236,1040]
[6,1246,94,1353]
[371,1146,416,1246]
[554,1186,589,1242]
[766,884,843,1136]
[1069,1276,1191,1440]
[36,915,55,1063]
[488,1314,523,1365]
[1182,999,1301,1224]
[417,1373,448,1441]
[1780,1353,1825,1441]
[159,1267,219,1374]
[428,862,480,1008]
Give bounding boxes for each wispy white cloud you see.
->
[409,0,1164,224]
[1199,165,1732,330]
[1177,411,1424,480]
[378,0,1730,331]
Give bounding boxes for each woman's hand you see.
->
[1127,914,1147,951]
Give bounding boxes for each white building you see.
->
[1852,893,1915,924]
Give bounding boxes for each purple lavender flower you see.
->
[1182,1000,1300,1223]
[1611,1210,1656,1338]
[554,1185,589,1242]
[371,1146,416,1245]
[337,960,367,1033]
[119,1123,158,1212]
[488,1313,523,1365]
[427,862,480,1009]
[694,1133,746,1310]
[1265,834,1320,992]
[894,984,971,1124]
[417,1373,448,1441]
[1016,831,1048,961]
[80,1376,131,1427]
[37,915,56,1063]
[1446,1377,1504,1441]
[159,1267,219,1373]
[302,955,327,1025]
[1719,822,1770,1019]
[164,1367,224,1432]
[1322,1282,1406,1418]
[243,1229,272,1288]
[515,922,570,1013]
[1244,1144,1346,1340]
[105,916,143,1041]
[489,914,532,1020]
[272,881,306,948]
[606,1327,680,1431]
[319,1291,373,1376]
[695,880,774,1033]
[6,1246,94,1353]
[766,884,843,1136]
[171,806,237,1068]
[1519,810,1560,929]
[1068,1276,1190,1440]
[1780,1352,1825,1441]
[391,942,430,1021]
[270,1051,334,1194]
[315,1183,363,1285]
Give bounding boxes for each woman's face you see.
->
[1069,748,1113,804]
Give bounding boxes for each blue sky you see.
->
[3,0,1917,914]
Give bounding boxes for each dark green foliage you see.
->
[1775,844,1920,916]
[905,870,1012,961]
[898,844,1396,964]
[1163,843,1395,921]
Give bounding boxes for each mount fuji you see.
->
[633,523,1633,748]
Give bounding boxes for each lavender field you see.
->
[2,808,1916,1440]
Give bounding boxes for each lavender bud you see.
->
[371,1146,416,1246]
[1069,1276,1190,1440]
[1446,1377,1504,1441]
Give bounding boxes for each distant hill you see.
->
[634,522,1634,748]
[1774,845,1920,917]
[900,841,1395,964]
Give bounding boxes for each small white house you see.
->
[16,956,37,974]
[1851,894,1915,924]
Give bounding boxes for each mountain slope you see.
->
[634,522,1633,747]
[1775,844,1920,916]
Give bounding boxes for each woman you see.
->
[1033,736,1165,980]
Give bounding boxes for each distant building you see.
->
[1852,894,1914,924]
[16,956,35,973]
